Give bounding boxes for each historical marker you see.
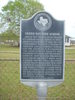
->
[20,11,64,80]
[20,11,65,99]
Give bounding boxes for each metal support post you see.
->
[36,82,47,100]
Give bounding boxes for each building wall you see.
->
[70,38,75,45]
[65,36,70,46]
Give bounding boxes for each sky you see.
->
[0,0,75,37]
[0,0,9,10]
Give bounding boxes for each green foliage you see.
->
[1,0,44,34]
[0,30,19,41]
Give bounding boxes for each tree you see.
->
[0,30,19,46]
[1,0,44,34]
[0,30,19,41]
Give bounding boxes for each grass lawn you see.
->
[65,49,75,60]
[0,44,19,51]
[0,53,19,59]
[0,61,36,100]
[0,45,19,59]
[0,45,75,100]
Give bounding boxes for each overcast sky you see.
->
[0,0,75,37]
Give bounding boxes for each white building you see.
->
[70,38,75,45]
[65,35,71,46]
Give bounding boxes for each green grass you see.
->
[0,44,19,51]
[0,61,36,100]
[65,49,75,60]
[65,49,75,54]
[48,62,75,100]
[0,46,75,100]
[66,46,75,49]
[0,53,19,59]
[0,45,19,59]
